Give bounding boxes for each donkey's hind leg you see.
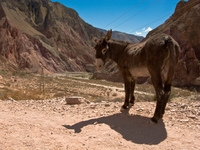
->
[150,72,165,123]
[162,68,174,115]
[162,83,171,115]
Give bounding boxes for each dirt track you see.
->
[0,98,199,150]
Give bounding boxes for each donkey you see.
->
[94,29,180,123]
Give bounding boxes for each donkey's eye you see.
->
[102,48,107,54]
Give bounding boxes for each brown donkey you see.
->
[94,30,180,123]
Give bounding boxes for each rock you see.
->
[179,119,189,122]
[136,108,144,112]
[170,109,176,112]
[181,104,187,109]
[90,103,96,109]
[65,97,85,105]
[165,106,170,110]
[104,103,110,107]
[7,97,16,101]
[187,115,197,119]
[114,105,119,108]
[146,0,200,87]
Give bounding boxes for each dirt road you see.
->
[0,98,199,150]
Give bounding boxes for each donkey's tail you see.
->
[162,36,181,85]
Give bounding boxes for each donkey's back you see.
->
[142,34,180,84]
[123,33,180,81]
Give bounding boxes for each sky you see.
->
[50,0,188,37]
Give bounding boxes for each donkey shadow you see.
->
[63,108,167,145]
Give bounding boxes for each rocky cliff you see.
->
[0,0,104,73]
[0,0,143,74]
[146,0,200,86]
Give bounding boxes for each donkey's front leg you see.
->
[130,79,136,105]
[122,80,131,109]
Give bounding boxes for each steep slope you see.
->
[146,0,200,86]
[0,0,104,73]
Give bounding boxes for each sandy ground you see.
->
[0,97,200,150]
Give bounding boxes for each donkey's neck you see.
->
[108,40,129,63]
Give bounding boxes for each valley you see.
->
[0,72,199,149]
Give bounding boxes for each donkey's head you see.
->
[94,29,112,70]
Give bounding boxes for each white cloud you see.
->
[142,28,146,31]
[144,27,152,32]
[136,31,142,35]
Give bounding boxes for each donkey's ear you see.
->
[105,29,112,42]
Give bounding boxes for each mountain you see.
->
[0,0,104,73]
[0,0,143,74]
[146,0,200,86]
[98,29,144,43]
[94,0,200,87]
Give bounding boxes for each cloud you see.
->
[144,27,152,32]
[142,28,145,31]
[136,31,142,35]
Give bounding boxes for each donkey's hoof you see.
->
[120,105,128,112]
[122,105,128,109]
[150,117,158,124]
[130,102,134,106]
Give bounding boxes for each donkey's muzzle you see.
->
[95,59,104,70]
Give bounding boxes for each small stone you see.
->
[100,113,104,116]
[7,97,16,101]
[136,108,144,112]
[90,105,96,109]
[181,104,187,109]
[105,103,110,107]
[187,115,197,119]
[179,119,189,122]
[165,107,170,110]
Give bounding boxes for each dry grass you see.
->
[0,71,199,102]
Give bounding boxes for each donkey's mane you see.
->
[109,39,130,46]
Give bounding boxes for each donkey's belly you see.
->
[129,67,150,77]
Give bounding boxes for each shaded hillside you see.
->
[94,0,200,87]
[146,0,200,86]
[98,29,144,43]
[0,0,104,73]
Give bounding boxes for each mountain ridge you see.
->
[98,28,144,43]
[0,0,143,74]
